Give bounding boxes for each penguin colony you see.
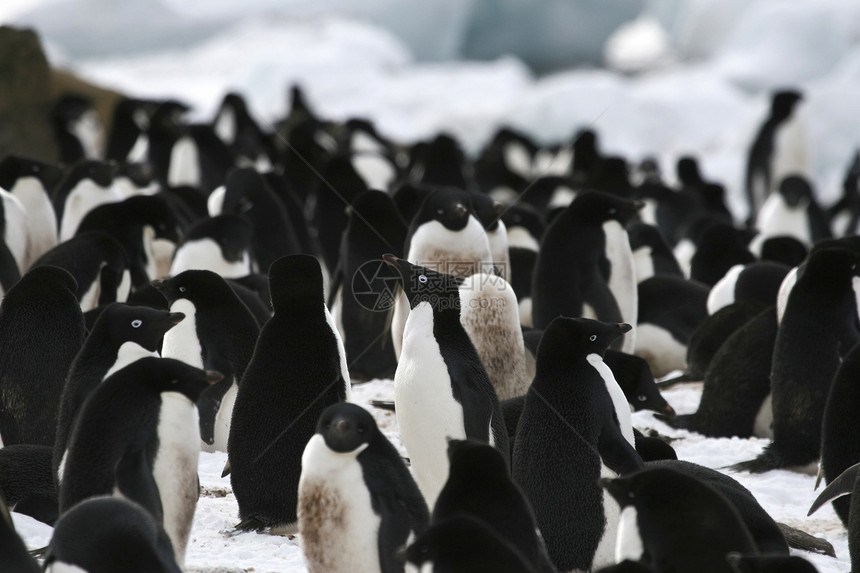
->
[0,81,855,573]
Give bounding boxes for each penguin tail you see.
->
[29,546,48,558]
[655,412,696,431]
[776,523,836,557]
[727,448,782,474]
[656,371,701,388]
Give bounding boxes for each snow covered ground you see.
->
[13,380,850,572]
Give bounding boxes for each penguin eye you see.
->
[33,165,40,173]
[170,379,179,384]
[637,395,647,402]
[589,335,597,341]
[608,208,617,215]
[418,275,428,284]
[436,208,444,216]
[131,319,142,328]
[178,286,187,293]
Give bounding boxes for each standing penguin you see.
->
[745,90,808,223]
[330,190,407,382]
[0,266,85,446]
[54,303,185,486]
[45,496,181,573]
[734,247,860,473]
[229,254,350,533]
[601,466,759,573]
[59,357,219,566]
[298,402,429,572]
[168,214,253,278]
[153,270,260,452]
[384,254,508,508]
[0,155,63,264]
[53,159,121,242]
[470,193,511,282]
[31,231,131,312]
[502,204,544,326]
[391,187,493,358]
[433,439,556,573]
[512,317,643,573]
[74,195,182,288]
[459,271,530,401]
[531,191,642,353]
[51,94,104,163]
[751,175,830,250]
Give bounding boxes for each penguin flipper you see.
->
[776,522,836,557]
[807,461,860,516]
[655,371,701,388]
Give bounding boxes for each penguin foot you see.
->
[28,546,48,558]
[776,523,835,557]
[233,516,269,532]
[729,450,781,474]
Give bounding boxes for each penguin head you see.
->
[315,402,376,455]
[148,357,222,401]
[770,90,803,122]
[777,175,812,207]
[446,438,508,479]
[410,133,470,189]
[599,475,636,508]
[182,214,253,263]
[469,193,504,232]
[267,254,324,314]
[501,203,545,242]
[117,195,182,243]
[221,166,270,214]
[676,156,703,187]
[99,303,184,352]
[564,190,643,227]
[152,269,232,307]
[117,161,155,189]
[381,254,462,312]
[61,159,117,189]
[16,265,78,299]
[539,317,631,365]
[804,246,860,283]
[0,155,64,191]
[413,188,473,232]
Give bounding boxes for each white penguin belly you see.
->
[776,266,799,324]
[673,239,696,279]
[587,353,635,446]
[632,245,655,284]
[161,300,204,368]
[615,505,644,563]
[10,176,57,263]
[755,195,811,245]
[152,392,201,566]
[298,435,381,573]
[707,264,745,315]
[324,304,352,401]
[395,303,466,508]
[59,181,121,242]
[603,221,637,354]
[169,239,250,278]
[1,190,31,272]
[753,392,774,440]
[592,464,622,571]
[167,136,201,188]
[77,264,103,312]
[208,382,237,453]
[634,323,687,379]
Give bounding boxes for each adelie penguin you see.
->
[51,94,104,163]
[0,155,63,264]
[0,189,25,295]
[32,231,132,312]
[59,357,220,566]
[513,317,643,573]
[298,402,429,573]
[433,439,556,573]
[531,190,642,354]
[745,90,809,224]
[391,187,492,359]
[329,190,407,382]
[0,266,85,446]
[154,270,260,452]
[707,261,791,315]
[734,247,860,473]
[44,496,181,573]
[601,466,759,573]
[384,254,508,508]
[168,214,253,278]
[229,254,350,534]
[52,159,121,242]
[54,303,185,488]
[501,203,544,326]
[750,175,830,252]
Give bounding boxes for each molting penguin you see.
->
[512,317,643,573]
[0,155,63,264]
[54,303,185,486]
[0,266,85,446]
[44,496,181,573]
[74,194,182,288]
[330,190,407,382]
[385,254,508,508]
[601,466,759,573]
[734,247,860,473]
[433,439,556,573]
[58,357,219,566]
[228,254,350,533]
[531,191,642,355]
[154,270,260,452]
[745,90,809,224]
[459,271,530,400]
[391,187,493,358]
[168,214,253,278]
[298,402,429,573]
[53,159,121,242]
[32,231,131,312]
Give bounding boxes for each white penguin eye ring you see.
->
[131,319,142,328]
[589,334,597,341]
[418,275,428,284]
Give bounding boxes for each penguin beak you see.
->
[381,253,399,267]
[168,312,185,326]
[150,279,165,291]
[454,203,468,217]
[632,200,646,211]
[662,404,676,417]
[205,370,223,385]
[617,323,633,334]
